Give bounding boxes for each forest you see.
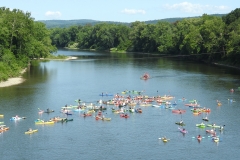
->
[49,9,240,67]
[0,7,240,82]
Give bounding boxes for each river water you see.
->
[0,49,240,160]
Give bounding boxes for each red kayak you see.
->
[81,114,92,117]
[120,114,129,118]
[172,110,186,114]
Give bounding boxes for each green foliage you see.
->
[0,7,56,81]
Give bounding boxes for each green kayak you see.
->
[207,124,220,128]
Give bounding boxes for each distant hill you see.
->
[39,14,226,28]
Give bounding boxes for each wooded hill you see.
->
[49,9,240,67]
[39,14,226,28]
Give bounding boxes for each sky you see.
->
[1,0,238,22]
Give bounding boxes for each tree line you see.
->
[50,8,240,66]
[0,7,57,81]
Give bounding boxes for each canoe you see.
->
[206,124,221,128]
[25,129,38,134]
[175,122,185,126]
[178,127,187,134]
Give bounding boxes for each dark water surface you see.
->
[0,49,240,160]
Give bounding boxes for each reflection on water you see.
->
[0,49,240,159]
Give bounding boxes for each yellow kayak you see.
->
[25,129,38,134]
[102,117,111,121]
[0,114,4,117]
[35,119,54,125]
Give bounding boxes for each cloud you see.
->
[45,11,62,18]
[121,9,146,14]
[164,2,229,14]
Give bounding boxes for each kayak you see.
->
[202,118,209,121]
[35,119,54,125]
[185,103,200,107]
[135,109,142,113]
[10,116,22,121]
[178,127,187,134]
[212,137,219,142]
[65,112,73,115]
[207,124,221,128]
[0,127,9,132]
[102,117,111,121]
[25,129,38,134]
[206,129,216,134]
[189,100,198,103]
[81,114,92,117]
[160,138,168,142]
[193,112,201,115]
[50,117,66,122]
[95,116,102,120]
[139,103,152,107]
[196,123,206,128]
[120,114,129,118]
[175,122,185,126]
[172,109,186,114]
[62,119,73,122]
[99,94,113,96]
[44,110,54,113]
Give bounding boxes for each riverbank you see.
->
[0,56,78,88]
[0,68,27,88]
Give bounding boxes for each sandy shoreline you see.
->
[0,68,27,88]
[0,77,25,87]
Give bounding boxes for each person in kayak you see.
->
[179,120,184,124]
[197,135,201,139]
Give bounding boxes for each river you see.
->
[0,49,240,160]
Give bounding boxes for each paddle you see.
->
[158,137,170,141]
